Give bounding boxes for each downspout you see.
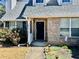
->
[69,18,71,37]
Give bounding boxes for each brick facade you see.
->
[47,18,60,45]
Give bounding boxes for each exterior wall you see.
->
[47,18,60,45]
[5,0,11,12]
[0,0,12,12]
[33,0,79,6]
[60,18,79,46]
[61,0,79,5]
[60,37,79,46]
[11,0,17,9]
[57,0,62,5]
[58,0,79,5]
[33,0,58,5]
[3,0,29,12]
[47,18,79,46]
[57,0,73,6]
[60,18,79,37]
[5,21,23,30]
[72,0,79,5]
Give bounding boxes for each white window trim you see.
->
[33,0,46,6]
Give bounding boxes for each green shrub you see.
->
[62,45,68,49]
[51,47,61,51]
[0,4,5,13]
[0,32,6,37]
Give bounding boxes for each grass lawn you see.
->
[0,47,30,59]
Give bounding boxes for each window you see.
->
[5,21,9,29]
[36,0,43,3]
[60,18,79,37]
[60,18,69,36]
[17,21,22,28]
[0,21,3,28]
[62,0,70,2]
[71,18,79,36]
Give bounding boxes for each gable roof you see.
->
[1,2,26,21]
[1,1,79,21]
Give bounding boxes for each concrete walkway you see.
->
[25,47,45,59]
[31,40,47,47]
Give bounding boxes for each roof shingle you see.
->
[23,5,79,18]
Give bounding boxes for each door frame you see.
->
[35,19,46,40]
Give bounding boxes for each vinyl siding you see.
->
[72,0,79,5]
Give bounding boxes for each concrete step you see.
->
[31,40,47,47]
